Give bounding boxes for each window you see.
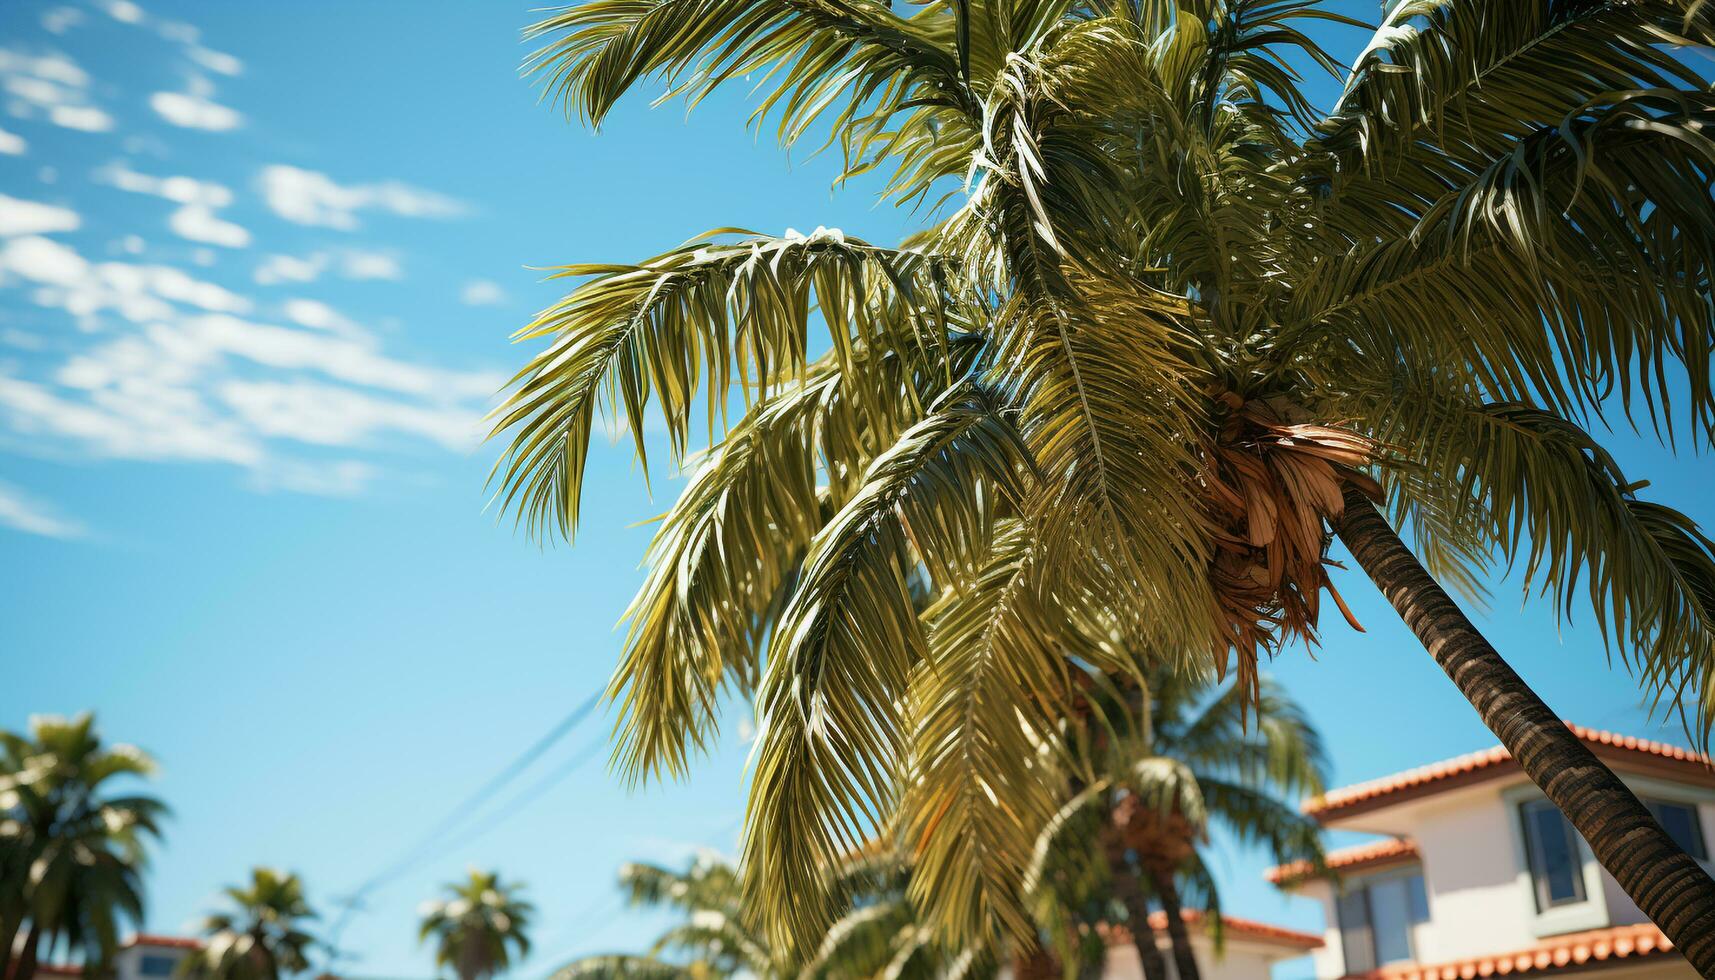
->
[1646,799,1708,861]
[139,955,177,977]
[1520,799,1587,910]
[1336,871,1429,973]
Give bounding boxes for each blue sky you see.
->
[1,1,1711,978]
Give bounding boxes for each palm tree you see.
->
[551,855,782,980]
[418,869,533,980]
[1028,667,1325,980]
[493,0,1715,963]
[179,868,317,980]
[0,713,164,980]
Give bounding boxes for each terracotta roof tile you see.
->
[125,934,202,950]
[1304,723,1713,820]
[1265,837,1419,885]
[1099,909,1323,951]
[1348,923,1676,979]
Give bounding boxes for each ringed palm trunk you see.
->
[1105,844,1169,980]
[1336,485,1715,971]
[1140,871,1199,980]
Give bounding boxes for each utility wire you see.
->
[324,688,606,968]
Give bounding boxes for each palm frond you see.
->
[743,384,1033,954]
[490,229,953,541]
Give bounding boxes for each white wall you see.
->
[1100,935,1302,980]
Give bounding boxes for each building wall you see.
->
[113,943,192,980]
[1100,936,1303,980]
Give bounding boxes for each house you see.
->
[36,935,201,980]
[1267,724,1706,978]
[1096,911,1323,979]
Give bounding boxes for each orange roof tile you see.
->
[125,934,202,950]
[1349,923,1676,979]
[1305,723,1713,821]
[1099,909,1323,951]
[1265,837,1419,885]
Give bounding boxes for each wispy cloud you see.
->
[252,249,404,286]
[259,165,465,231]
[0,480,86,539]
[0,194,79,236]
[459,279,507,306]
[0,126,27,155]
[149,76,242,131]
[96,161,251,248]
[0,48,114,133]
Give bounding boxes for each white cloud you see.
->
[98,0,145,25]
[96,163,252,249]
[0,481,86,539]
[0,235,251,324]
[47,105,112,132]
[220,380,482,450]
[253,253,323,285]
[186,47,242,76]
[253,250,403,285]
[281,298,358,334]
[170,205,249,247]
[259,165,464,230]
[0,50,88,88]
[40,8,86,35]
[0,49,111,133]
[0,126,25,155]
[0,373,262,465]
[339,250,402,280]
[149,76,241,131]
[0,195,79,237]
[460,279,507,306]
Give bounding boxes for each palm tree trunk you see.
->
[1141,871,1199,980]
[1106,851,1169,980]
[1335,484,1715,971]
[7,922,40,980]
[0,912,22,980]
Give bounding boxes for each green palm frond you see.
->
[613,336,987,783]
[743,384,1034,953]
[1359,388,1715,741]
[549,955,696,980]
[489,229,954,541]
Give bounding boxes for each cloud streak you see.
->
[0,481,86,539]
[259,165,465,230]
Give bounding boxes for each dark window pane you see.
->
[140,956,176,977]
[1405,873,1430,924]
[1522,800,1585,909]
[1337,887,1375,974]
[1368,877,1414,964]
[1648,801,1708,861]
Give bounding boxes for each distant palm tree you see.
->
[551,856,780,980]
[180,868,316,980]
[1031,668,1326,980]
[418,870,533,980]
[0,713,164,980]
[493,0,1715,963]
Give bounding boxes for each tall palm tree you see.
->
[0,713,164,980]
[179,868,316,980]
[418,870,533,980]
[493,0,1715,963]
[551,855,783,980]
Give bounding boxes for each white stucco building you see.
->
[1267,724,1705,978]
[1095,911,1323,979]
[38,935,201,980]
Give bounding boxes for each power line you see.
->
[323,688,606,968]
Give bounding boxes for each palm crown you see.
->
[552,855,783,980]
[493,0,1715,959]
[0,713,165,980]
[418,869,534,980]
[181,867,317,980]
